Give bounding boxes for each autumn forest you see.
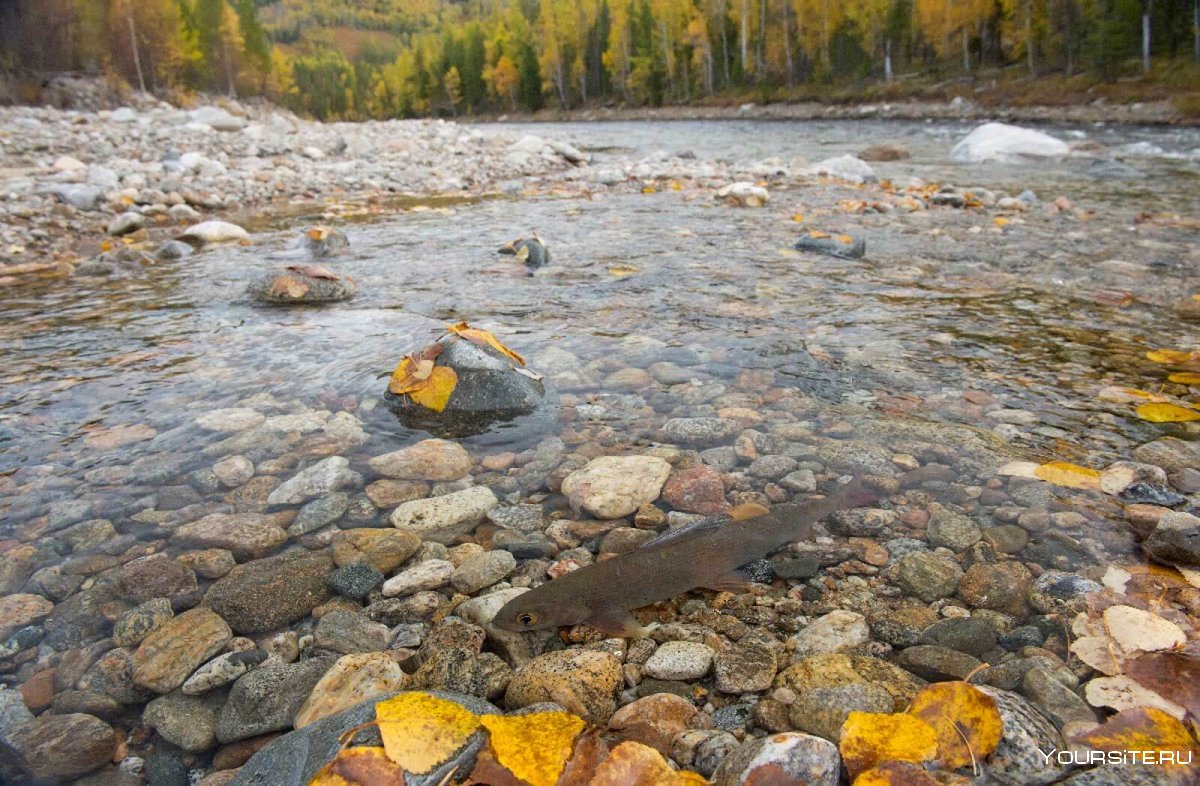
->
[1,0,1198,120]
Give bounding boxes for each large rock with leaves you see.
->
[247,265,355,305]
[384,331,547,438]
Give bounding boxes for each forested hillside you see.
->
[1,0,1197,119]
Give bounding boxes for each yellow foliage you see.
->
[839,712,939,778]
[1146,349,1200,364]
[307,747,407,785]
[907,682,1003,770]
[853,760,944,786]
[1033,461,1101,491]
[1168,372,1200,384]
[375,693,480,774]
[388,350,459,414]
[479,712,585,786]
[1072,708,1198,772]
[608,265,638,277]
[1135,403,1200,423]
[588,741,708,785]
[446,321,525,366]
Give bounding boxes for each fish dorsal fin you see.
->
[641,513,731,550]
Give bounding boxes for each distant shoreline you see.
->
[467,98,1190,128]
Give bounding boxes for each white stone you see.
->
[806,155,877,184]
[644,641,714,680]
[390,485,499,543]
[52,155,87,172]
[950,122,1069,163]
[110,107,138,123]
[559,455,671,519]
[195,408,265,432]
[266,456,359,506]
[716,182,770,207]
[179,220,248,244]
[791,610,870,658]
[381,559,455,597]
[213,456,254,488]
[189,106,247,132]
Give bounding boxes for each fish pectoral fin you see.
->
[584,609,648,639]
[704,569,758,592]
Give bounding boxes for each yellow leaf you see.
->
[478,712,585,786]
[307,747,406,786]
[641,185,657,194]
[408,366,458,413]
[808,230,830,239]
[792,213,805,223]
[907,682,1003,770]
[1147,349,1200,364]
[375,692,480,774]
[1033,460,1101,491]
[853,760,944,786]
[1136,402,1200,423]
[837,235,854,244]
[268,275,311,300]
[994,217,1010,227]
[670,181,683,191]
[587,741,708,786]
[1168,372,1200,384]
[446,321,525,366]
[608,265,638,277]
[1071,707,1198,773]
[839,712,939,778]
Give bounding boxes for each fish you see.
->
[493,476,879,638]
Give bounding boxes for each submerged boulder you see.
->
[384,332,547,438]
[950,123,1069,163]
[499,235,550,269]
[247,265,356,305]
[302,226,350,258]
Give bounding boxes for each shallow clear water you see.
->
[2,118,1198,529]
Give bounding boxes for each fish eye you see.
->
[516,612,537,627]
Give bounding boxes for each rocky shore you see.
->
[0,93,1199,784]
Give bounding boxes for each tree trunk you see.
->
[1142,1,1152,74]
[783,0,795,86]
[962,28,970,71]
[720,10,732,87]
[757,0,767,77]
[127,9,146,93]
[885,38,893,81]
[1026,0,1034,73]
[1194,0,1199,61]
[740,0,749,78]
[661,19,674,98]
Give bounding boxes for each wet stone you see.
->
[266,457,360,506]
[172,513,287,562]
[712,732,841,786]
[919,617,997,657]
[451,550,517,594]
[115,555,198,603]
[294,653,407,729]
[608,692,700,755]
[979,686,1070,785]
[0,594,54,640]
[772,554,822,580]
[144,689,225,752]
[927,508,983,551]
[133,608,232,694]
[205,550,333,635]
[1028,570,1102,615]
[747,455,799,480]
[412,649,511,701]
[895,644,982,682]
[79,648,154,705]
[4,713,118,780]
[112,598,173,647]
[560,455,671,519]
[486,504,547,533]
[182,650,269,695]
[382,559,455,597]
[331,528,420,573]
[389,486,499,543]
[789,683,894,742]
[368,439,472,481]
[1143,512,1200,567]
[215,655,337,744]
[663,417,742,447]
[327,562,384,600]
[896,551,963,602]
[1021,666,1097,732]
[178,548,237,579]
[792,610,870,658]
[958,561,1033,617]
[313,610,390,655]
[505,649,622,724]
[644,641,714,680]
[288,492,350,536]
[492,529,556,559]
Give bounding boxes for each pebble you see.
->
[112,598,173,647]
[179,220,249,244]
[792,610,870,658]
[171,513,287,561]
[505,649,623,724]
[389,486,499,543]
[608,692,700,754]
[205,550,333,634]
[1028,570,1102,615]
[144,690,224,752]
[451,550,517,593]
[712,732,841,786]
[331,528,420,573]
[368,439,472,481]
[107,211,145,236]
[177,548,236,579]
[663,418,742,447]
[662,465,729,515]
[957,561,1032,616]
[776,653,925,709]
[926,508,982,550]
[313,610,391,655]
[215,655,336,744]
[326,562,384,600]
[293,653,407,728]
[213,455,255,487]
[267,456,360,506]
[789,683,894,741]
[895,551,963,602]
[381,559,455,597]
[0,594,54,640]
[919,617,997,657]
[288,492,351,535]
[195,408,265,432]
[559,455,672,519]
[132,608,232,694]
[644,641,715,680]
[181,650,269,695]
[3,713,118,780]
[895,644,982,681]
[979,686,1071,784]
[714,638,777,694]
[1143,511,1200,567]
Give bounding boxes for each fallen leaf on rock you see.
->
[907,682,1002,771]
[557,728,609,785]
[607,265,638,277]
[268,275,311,299]
[839,712,939,778]
[388,344,458,413]
[994,217,1010,228]
[463,748,525,786]
[587,741,707,785]
[996,461,1040,479]
[1136,402,1200,423]
[1070,636,1122,676]
[1033,461,1101,491]
[1124,651,1200,719]
[852,760,945,786]
[1146,349,1200,364]
[1100,565,1132,594]
[479,712,585,786]
[641,185,657,194]
[375,693,480,774]
[446,321,525,366]
[1168,372,1200,384]
[1102,605,1186,653]
[286,264,341,280]
[308,746,407,785]
[1083,676,1186,719]
[1071,707,1198,771]
[1096,386,1170,404]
